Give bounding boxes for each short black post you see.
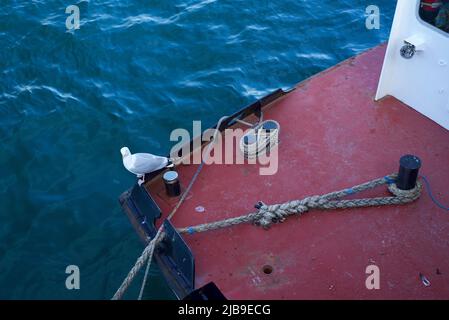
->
[396,155,422,190]
[163,170,181,197]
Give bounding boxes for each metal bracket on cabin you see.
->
[400,43,416,59]
[400,35,426,60]
[119,184,195,299]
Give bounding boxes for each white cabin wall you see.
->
[375,0,449,130]
[375,0,414,100]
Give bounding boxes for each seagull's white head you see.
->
[120,147,131,159]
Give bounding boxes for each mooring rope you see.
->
[177,175,421,234]
[112,172,422,299]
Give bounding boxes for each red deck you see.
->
[145,44,449,299]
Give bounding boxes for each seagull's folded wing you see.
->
[130,153,168,175]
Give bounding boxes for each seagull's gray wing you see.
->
[124,153,168,176]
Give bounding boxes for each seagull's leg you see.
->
[137,174,145,186]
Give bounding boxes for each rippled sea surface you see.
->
[0,0,396,299]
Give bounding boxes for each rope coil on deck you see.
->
[112,173,422,299]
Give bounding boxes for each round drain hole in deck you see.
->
[262,265,273,275]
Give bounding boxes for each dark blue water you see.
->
[0,0,396,299]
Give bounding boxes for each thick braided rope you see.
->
[111,229,163,300]
[177,174,422,234]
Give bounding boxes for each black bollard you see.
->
[163,170,181,197]
[396,155,422,190]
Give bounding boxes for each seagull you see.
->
[120,147,169,185]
